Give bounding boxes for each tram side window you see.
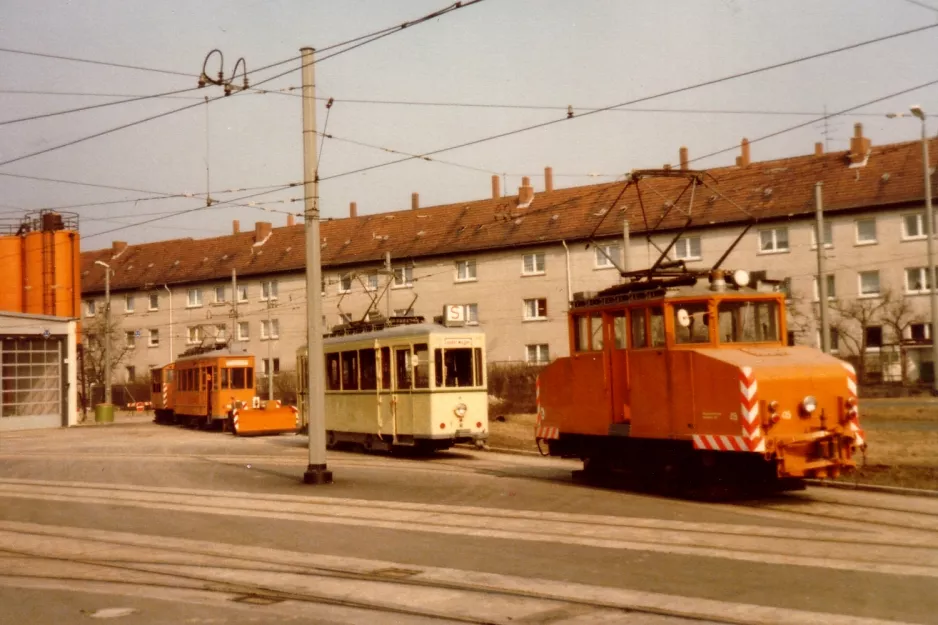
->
[380,347,391,390]
[414,343,430,389]
[590,315,604,350]
[612,312,627,349]
[230,368,246,389]
[221,368,229,390]
[341,351,359,391]
[574,316,590,352]
[434,349,444,388]
[474,347,483,387]
[395,348,413,390]
[246,367,253,389]
[630,309,648,348]
[650,307,666,347]
[359,349,377,390]
[325,353,341,390]
[434,348,475,388]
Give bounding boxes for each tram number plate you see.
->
[456,429,471,437]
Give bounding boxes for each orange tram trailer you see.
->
[535,270,865,492]
[151,349,297,436]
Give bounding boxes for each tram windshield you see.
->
[717,300,781,343]
[434,347,484,388]
[673,302,711,345]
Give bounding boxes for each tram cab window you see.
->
[611,312,627,349]
[230,368,244,389]
[590,315,604,350]
[359,349,377,390]
[151,371,161,393]
[630,309,648,348]
[341,351,359,390]
[718,300,781,343]
[326,353,341,390]
[434,348,475,388]
[221,368,229,389]
[650,307,666,347]
[474,347,484,387]
[414,343,430,389]
[674,303,711,344]
[380,347,391,390]
[574,316,590,352]
[395,348,413,390]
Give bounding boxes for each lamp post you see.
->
[94,260,112,405]
[888,106,938,393]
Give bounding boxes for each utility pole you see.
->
[912,107,938,395]
[164,284,173,361]
[301,46,332,485]
[385,251,392,318]
[94,261,112,404]
[815,182,830,353]
[231,269,238,344]
[266,298,275,401]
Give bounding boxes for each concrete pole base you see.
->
[303,464,333,485]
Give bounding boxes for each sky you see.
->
[2,0,938,250]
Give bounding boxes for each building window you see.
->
[830,328,840,352]
[237,321,249,340]
[673,236,702,261]
[465,303,479,325]
[215,324,227,341]
[759,227,789,253]
[525,344,549,364]
[260,319,280,340]
[811,222,833,249]
[902,213,927,240]
[865,325,883,349]
[339,275,352,293]
[125,331,135,348]
[187,326,202,345]
[813,274,836,301]
[856,218,877,244]
[125,366,136,383]
[148,292,159,311]
[124,294,135,313]
[261,280,279,301]
[594,244,620,268]
[339,313,353,324]
[237,285,249,303]
[148,329,159,347]
[523,298,547,320]
[393,266,413,287]
[455,259,477,282]
[910,323,932,342]
[905,267,935,294]
[84,300,96,317]
[260,358,281,375]
[522,252,546,275]
[214,286,227,304]
[366,273,379,292]
[859,271,881,297]
[187,288,203,308]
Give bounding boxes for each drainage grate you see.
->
[369,567,422,579]
[230,595,285,606]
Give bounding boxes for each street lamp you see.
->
[887,106,938,393]
[94,260,112,406]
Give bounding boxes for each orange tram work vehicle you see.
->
[536,269,865,492]
[151,346,298,436]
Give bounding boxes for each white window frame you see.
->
[214,286,227,304]
[864,325,884,351]
[365,273,379,292]
[393,266,413,288]
[339,313,353,324]
[260,319,280,340]
[125,365,136,383]
[261,280,279,301]
[522,252,546,276]
[816,328,840,353]
[594,244,620,269]
[186,288,203,308]
[237,285,249,303]
[237,321,250,341]
[186,326,202,345]
[465,303,479,325]
[758,227,789,254]
[855,217,877,245]
[810,222,833,250]
[673,236,702,261]
[84,300,96,318]
[858,270,881,298]
[148,292,159,311]
[523,298,548,321]
[902,212,927,240]
[148,328,160,347]
[905,267,934,294]
[124,294,135,314]
[455,259,477,282]
[525,344,550,364]
[125,331,135,348]
[338,275,352,293]
[215,324,227,341]
[812,274,837,301]
[260,357,281,375]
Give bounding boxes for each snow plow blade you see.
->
[231,404,299,436]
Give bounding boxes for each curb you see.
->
[455,443,543,457]
[807,478,938,499]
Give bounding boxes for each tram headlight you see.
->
[454,403,468,418]
[801,395,818,415]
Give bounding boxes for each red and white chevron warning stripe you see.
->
[232,408,240,435]
[161,382,168,408]
[842,361,865,447]
[535,376,542,427]
[739,366,765,453]
[534,375,555,440]
[692,434,751,451]
[536,426,559,440]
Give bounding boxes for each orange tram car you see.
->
[151,347,297,436]
[536,268,865,493]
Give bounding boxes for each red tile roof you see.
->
[80,137,936,294]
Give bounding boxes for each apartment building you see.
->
[80,125,937,385]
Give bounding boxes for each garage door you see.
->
[0,337,64,431]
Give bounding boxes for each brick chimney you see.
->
[349,202,357,218]
[848,123,872,165]
[287,214,295,227]
[111,241,128,257]
[411,192,419,210]
[663,163,672,172]
[491,175,501,199]
[233,220,240,234]
[544,167,554,192]
[518,176,534,205]
[254,221,272,242]
[815,142,824,157]
[735,138,751,167]
[679,146,689,171]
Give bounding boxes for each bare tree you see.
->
[830,292,891,384]
[81,312,135,395]
[879,289,926,385]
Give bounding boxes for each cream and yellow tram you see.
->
[297,319,488,452]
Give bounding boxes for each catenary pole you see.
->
[919,114,938,394]
[815,182,830,353]
[94,260,112,405]
[301,47,333,484]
